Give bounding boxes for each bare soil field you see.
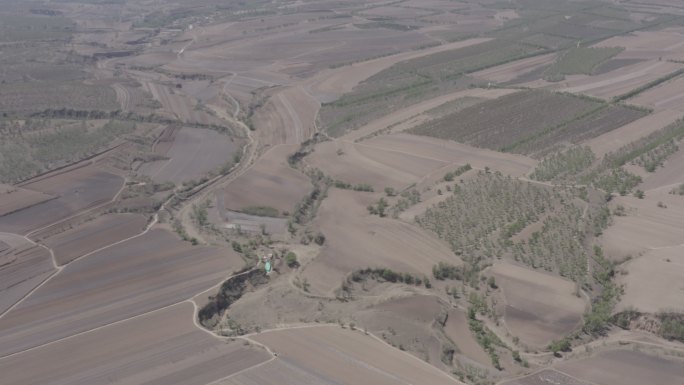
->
[0,302,270,385]
[639,143,684,190]
[556,349,684,385]
[139,127,239,184]
[490,263,586,347]
[471,54,557,84]
[143,81,224,125]
[0,184,55,216]
[252,86,319,146]
[617,245,684,313]
[249,326,461,385]
[341,88,518,142]
[586,109,683,157]
[0,234,54,315]
[363,133,537,177]
[501,369,591,385]
[601,191,684,258]
[631,75,684,112]
[301,189,457,296]
[444,308,492,366]
[0,229,243,357]
[305,38,491,102]
[559,60,683,99]
[41,213,147,265]
[0,166,124,235]
[222,145,312,215]
[594,29,684,60]
[307,140,449,191]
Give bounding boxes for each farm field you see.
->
[0,184,55,216]
[364,133,537,176]
[139,127,239,184]
[0,233,54,315]
[617,245,684,313]
[1,1,683,384]
[408,90,609,154]
[0,229,242,357]
[630,75,684,112]
[248,326,461,385]
[0,166,124,235]
[301,189,457,296]
[0,302,270,385]
[556,350,684,385]
[40,213,147,265]
[222,145,312,214]
[490,263,586,347]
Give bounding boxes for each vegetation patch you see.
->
[240,206,280,217]
[531,146,596,182]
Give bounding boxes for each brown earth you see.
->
[0,228,243,358]
[249,326,463,385]
[41,213,147,265]
[0,184,55,216]
[490,263,586,348]
[0,302,270,385]
[0,165,124,235]
[301,189,458,296]
[222,145,312,214]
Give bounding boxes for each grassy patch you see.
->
[531,146,596,181]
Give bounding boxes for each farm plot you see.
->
[631,75,684,112]
[617,245,684,313]
[251,86,319,146]
[600,191,684,258]
[139,127,239,184]
[307,140,449,191]
[300,189,456,296]
[511,105,647,157]
[408,90,604,153]
[586,109,684,157]
[0,302,270,385]
[0,229,243,357]
[490,263,586,347]
[544,47,624,77]
[0,81,118,114]
[0,184,55,216]
[247,326,461,385]
[341,88,517,142]
[0,234,54,315]
[222,145,312,215]
[556,349,684,385]
[40,213,147,265]
[471,53,557,84]
[364,133,537,177]
[501,369,591,385]
[639,144,684,191]
[560,60,683,100]
[143,81,224,125]
[0,166,124,235]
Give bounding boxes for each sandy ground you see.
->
[301,189,457,296]
[490,263,586,348]
[139,127,239,184]
[471,54,557,84]
[0,302,270,385]
[249,326,462,385]
[222,144,312,214]
[585,109,683,157]
[41,213,147,265]
[0,166,124,235]
[340,88,519,142]
[556,349,684,385]
[0,229,243,357]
